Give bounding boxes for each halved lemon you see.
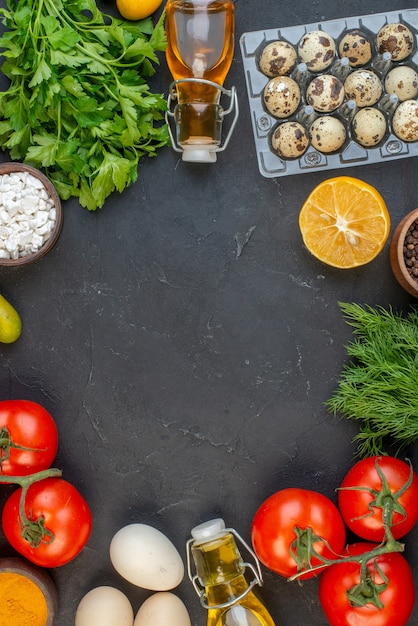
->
[299,176,390,269]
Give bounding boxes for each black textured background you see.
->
[1,0,418,624]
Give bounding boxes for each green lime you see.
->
[0,294,22,343]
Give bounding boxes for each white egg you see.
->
[134,592,191,626]
[110,524,184,591]
[75,586,134,626]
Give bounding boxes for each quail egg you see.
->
[352,107,387,147]
[306,75,345,112]
[385,66,418,101]
[392,99,418,142]
[263,76,301,118]
[259,40,297,77]
[298,30,336,72]
[338,30,373,67]
[377,23,414,61]
[344,70,383,107]
[271,121,310,159]
[309,116,347,153]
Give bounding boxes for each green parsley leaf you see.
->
[0,0,169,210]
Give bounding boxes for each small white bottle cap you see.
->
[181,145,218,163]
[191,518,226,542]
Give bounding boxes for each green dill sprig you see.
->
[0,0,169,210]
[326,302,418,458]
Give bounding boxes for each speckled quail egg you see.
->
[392,99,418,142]
[298,30,336,72]
[259,40,297,77]
[352,107,387,147]
[263,76,301,118]
[309,116,347,153]
[344,70,383,107]
[306,75,345,112]
[338,30,373,67]
[271,121,310,159]
[385,66,418,101]
[377,23,414,61]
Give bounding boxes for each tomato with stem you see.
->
[1,473,92,567]
[251,488,346,579]
[0,400,58,476]
[338,456,418,542]
[319,542,415,626]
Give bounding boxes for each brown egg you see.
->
[263,76,301,118]
[309,116,347,153]
[271,121,310,158]
[344,70,383,107]
[376,23,414,61]
[306,75,345,112]
[259,41,297,77]
[298,30,336,72]
[338,30,373,67]
[352,107,387,147]
[385,66,418,101]
[392,100,418,142]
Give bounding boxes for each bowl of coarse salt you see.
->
[0,162,63,266]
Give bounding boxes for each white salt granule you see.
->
[0,171,56,259]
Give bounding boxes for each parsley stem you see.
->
[0,0,169,209]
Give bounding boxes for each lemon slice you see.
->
[299,176,390,269]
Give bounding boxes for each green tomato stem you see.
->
[0,426,47,467]
[288,537,405,581]
[289,458,412,585]
[0,467,62,486]
[0,468,62,548]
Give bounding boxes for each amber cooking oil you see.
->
[165,0,236,161]
[188,519,277,626]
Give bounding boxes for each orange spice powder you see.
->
[0,571,48,626]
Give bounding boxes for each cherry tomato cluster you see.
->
[0,399,92,568]
[251,456,418,626]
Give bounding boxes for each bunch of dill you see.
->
[326,302,418,458]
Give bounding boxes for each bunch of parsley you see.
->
[326,302,418,458]
[0,0,169,210]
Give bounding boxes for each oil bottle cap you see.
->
[191,518,226,542]
[181,145,218,163]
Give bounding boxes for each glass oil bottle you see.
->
[186,518,277,625]
[165,0,239,162]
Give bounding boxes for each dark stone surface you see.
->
[1,0,418,624]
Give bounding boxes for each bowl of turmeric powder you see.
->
[0,556,58,626]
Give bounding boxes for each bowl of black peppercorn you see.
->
[390,208,418,297]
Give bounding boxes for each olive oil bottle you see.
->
[165,0,238,162]
[187,519,277,625]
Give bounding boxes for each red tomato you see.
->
[338,456,418,541]
[0,400,58,476]
[2,477,92,567]
[319,542,415,626]
[251,488,346,579]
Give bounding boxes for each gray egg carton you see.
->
[239,8,418,178]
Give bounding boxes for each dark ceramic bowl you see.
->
[0,556,58,625]
[0,162,63,266]
[390,207,418,297]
